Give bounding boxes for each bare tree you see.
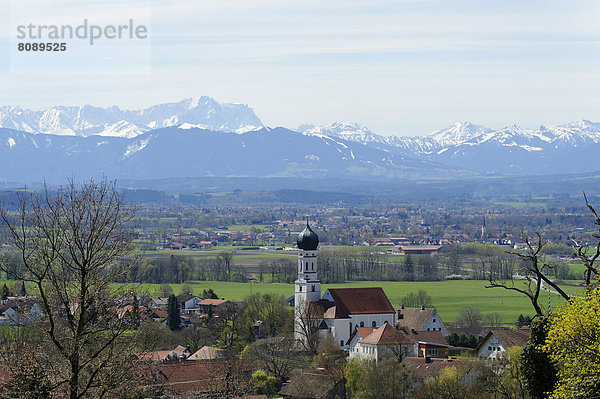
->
[572,192,600,288]
[487,233,570,317]
[242,336,300,382]
[0,179,139,399]
[294,299,322,355]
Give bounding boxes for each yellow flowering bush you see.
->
[544,287,600,398]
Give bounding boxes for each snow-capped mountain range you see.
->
[0,97,263,138]
[0,97,599,180]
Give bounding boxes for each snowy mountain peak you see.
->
[428,122,492,145]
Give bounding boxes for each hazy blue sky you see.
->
[1,0,599,136]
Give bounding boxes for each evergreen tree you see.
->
[404,255,415,281]
[1,283,9,300]
[202,288,218,299]
[16,281,27,297]
[131,295,140,329]
[519,316,557,399]
[166,294,181,331]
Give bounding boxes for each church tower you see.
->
[295,217,321,310]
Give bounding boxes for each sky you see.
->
[0,0,599,136]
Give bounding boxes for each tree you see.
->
[242,337,300,382]
[249,369,279,396]
[400,289,432,308]
[520,316,556,399]
[218,251,234,281]
[487,233,570,317]
[572,193,600,287]
[16,280,27,297]
[157,284,173,298]
[404,255,415,281]
[1,283,9,300]
[0,179,139,399]
[202,288,219,299]
[238,293,291,343]
[345,358,414,399]
[312,335,346,371]
[454,306,483,329]
[179,281,193,296]
[294,299,322,354]
[130,294,141,330]
[544,289,600,399]
[166,294,181,331]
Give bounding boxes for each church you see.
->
[294,220,396,349]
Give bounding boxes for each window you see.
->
[430,349,438,356]
[360,321,364,327]
[299,286,302,292]
[433,318,436,322]
[340,340,344,347]
[312,262,314,270]
[312,285,315,292]
[372,321,376,327]
[427,328,430,331]
[488,346,492,351]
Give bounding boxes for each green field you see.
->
[128,279,585,323]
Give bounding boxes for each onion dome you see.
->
[297,217,319,250]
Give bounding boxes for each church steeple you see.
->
[295,217,321,308]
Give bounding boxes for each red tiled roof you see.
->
[326,287,394,316]
[146,360,252,394]
[200,299,229,306]
[361,323,412,345]
[402,357,471,378]
[404,329,448,347]
[477,327,530,352]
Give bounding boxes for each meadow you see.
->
[129,279,585,323]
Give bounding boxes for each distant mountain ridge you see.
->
[1,97,599,178]
[0,97,263,138]
[299,120,600,174]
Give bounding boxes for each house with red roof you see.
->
[347,322,416,362]
[476,327,530,360]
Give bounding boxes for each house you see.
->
[151,297,169,308]
[402,357,472,379]
[347,322,416,362]
[294,221,395,349]
[396,306,449,336]
[404,329,449,358]
[137,345,191,363]
[0,298,43,326]
[476,327,530,360]
[198,298,235,315]
[388,245,442,255]
[140,360,252,396]
[176,294,203,314]
[188,346,226,361]
[278,370,346,399]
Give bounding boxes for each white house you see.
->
[396,306,449,336]
[476,327,530,360]
[348,322,416,362]
[294,221,395,349]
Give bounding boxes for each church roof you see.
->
[297,220,319,250]
[326,287,395,317]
